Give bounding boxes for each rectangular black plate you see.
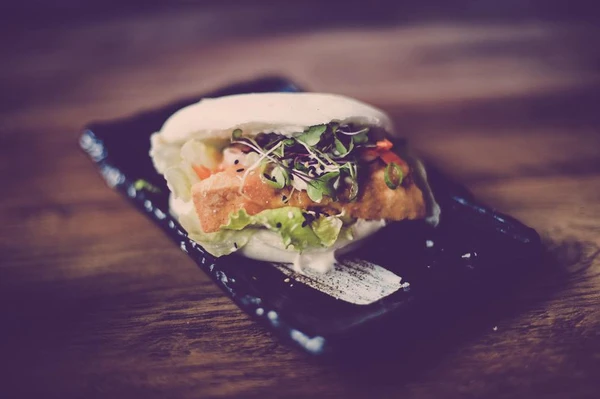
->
[80,77,542,355]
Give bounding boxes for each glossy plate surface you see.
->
[80,77,542,355]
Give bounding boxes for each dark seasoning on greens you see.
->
[230,122,406,206]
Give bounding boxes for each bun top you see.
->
[157,92,393,143]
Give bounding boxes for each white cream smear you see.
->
[272,259,409,305]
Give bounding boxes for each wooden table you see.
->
[1,3,599,398]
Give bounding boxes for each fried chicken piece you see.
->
[192,164,426,233]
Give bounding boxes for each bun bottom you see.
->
[168,195,385,272]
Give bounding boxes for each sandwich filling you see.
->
[150,92,439,273]
[152,121,427,271]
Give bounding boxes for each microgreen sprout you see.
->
[229,123,401,201]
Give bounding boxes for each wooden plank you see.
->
[1,4,599,398]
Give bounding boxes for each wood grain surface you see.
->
[1,2,599,398]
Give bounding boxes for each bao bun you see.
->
[150,92,437,272]
[157,92,394,144]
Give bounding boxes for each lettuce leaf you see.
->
[181,205,346,257]
[221,207,321,250]
[187,228,256,258]
[251,207,321,250]
[177,202,253,257]
[163,139,224,202]
[310,214,343,247]
[222,208,254,230]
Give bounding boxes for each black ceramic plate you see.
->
[80,77,542,355]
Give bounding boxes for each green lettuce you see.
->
[311,214,343,247]
[187,228,257,258]
[181,206,345,257]
[177,205,253,257]
[250,207,321,250]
